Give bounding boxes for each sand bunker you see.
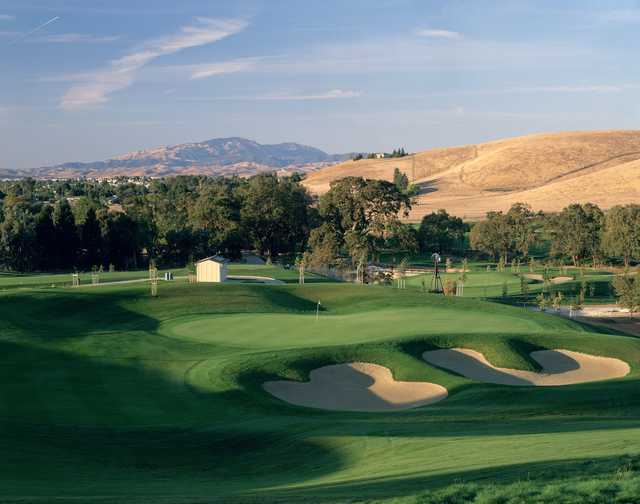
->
[523,274,573,284]
[264,362,448,411]
[423,348,629,386]
[550,276,573,284]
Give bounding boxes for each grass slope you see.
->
[0,268,639,502]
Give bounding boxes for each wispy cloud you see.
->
[0,14,15,21]
[182,89,361,101]
[258,89,361,101]
[189,58,259,79]
[416,29,462,40]
[30,33,122,44]
[60,17,247,110]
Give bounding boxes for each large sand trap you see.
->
[264,362,448,412]
[423,348,629,386]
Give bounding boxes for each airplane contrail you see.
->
[9,16,60,44]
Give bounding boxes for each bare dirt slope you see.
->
[303,130,640,220]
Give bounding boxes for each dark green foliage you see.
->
[418,209,467,254]
[547,203,604,266]
[602,204,640,267]
[52,199,78,269]
[393,167,410,192]
[310,176,411,266]
[0,175,314,271]
[470,203,537,261]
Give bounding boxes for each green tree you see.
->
[469,211,512,261]
[612,271,640,312]
[314,177,410,265]
[506,203,536,257]
[80,207,103,268]
[393,168,409,193]
[52,199,78,269]
[418,209,467,254]
[603,205,640,267]
[547,203,604,266]
[0,204,37,271]
[34,205,56,271]
[240,173,312,261]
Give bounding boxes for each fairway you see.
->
[1,273,640,503]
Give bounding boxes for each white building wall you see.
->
[196,260,224,283]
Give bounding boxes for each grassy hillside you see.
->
[303,130,640,220]
[1,267,640,502]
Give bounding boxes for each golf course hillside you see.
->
[303,130,640,219]
[3,266,640,503]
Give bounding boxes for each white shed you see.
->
[196,256,228,283]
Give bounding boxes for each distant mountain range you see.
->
[3,137,351,179]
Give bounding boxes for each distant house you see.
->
[374,152,385,159]
[196,256,228,283]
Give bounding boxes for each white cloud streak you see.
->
[30,33,122,44]
[181,89,361,101]
[60,17,247,110]
[415,29,462,39]
[189,58,259,79]
[257,89,361,100]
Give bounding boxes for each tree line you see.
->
[0,175,313,272]
[1,175,638,273]
[469,202,640,267]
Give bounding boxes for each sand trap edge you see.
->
[263,362,448,412]
[423,348,630,386]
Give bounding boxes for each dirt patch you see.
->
[551,276,573,284]
[264,362,448,412]
[423,348,629,386]
[524,274,544,282]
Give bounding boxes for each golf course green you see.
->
[1,266,640,503]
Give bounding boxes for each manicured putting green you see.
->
[159,307,560,349]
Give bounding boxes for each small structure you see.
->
[196,256,228,283]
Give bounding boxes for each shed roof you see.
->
[196,255,229,264]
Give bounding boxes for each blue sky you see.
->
[1,0,640,169]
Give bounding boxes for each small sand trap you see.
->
[523,274,573,284]
[423,348,629,386]
[264,362,448,412]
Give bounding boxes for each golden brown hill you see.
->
[303,130,640,220]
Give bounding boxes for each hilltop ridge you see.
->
[303,130,640,219]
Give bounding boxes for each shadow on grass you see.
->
[0,338,347,497]
[256,453,640,503]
